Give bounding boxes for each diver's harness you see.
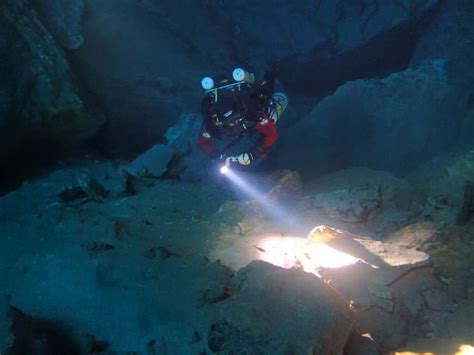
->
[201,68,280,157]
[202,68,276,131]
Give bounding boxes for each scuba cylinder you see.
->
[232,68,255,84]
[200,67,255,93]
[267,92,288,124]
[201,76,214,90]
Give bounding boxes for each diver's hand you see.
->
[224,156,235,166]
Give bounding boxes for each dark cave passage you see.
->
[279,4,441,99]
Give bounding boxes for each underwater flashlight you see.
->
[220,165,229,174]
[201,76,214,90]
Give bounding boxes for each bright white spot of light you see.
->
[255,236,360,276]
[220,165,229,174]
[394,344,473,355]
[457,345,474,355]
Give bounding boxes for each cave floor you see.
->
[1,159,474,353]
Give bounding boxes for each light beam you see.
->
[221,168,300,229]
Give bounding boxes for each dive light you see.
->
[220,165,229,174]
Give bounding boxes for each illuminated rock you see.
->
[354,238,430,267]
[314,185,382,223]
[305,168,421,236]
[385,222,438,249]
[211,261,354,354]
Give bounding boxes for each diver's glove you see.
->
[225,152,253,166]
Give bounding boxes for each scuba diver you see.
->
[198,66,288,168]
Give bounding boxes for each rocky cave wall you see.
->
[0,0,104,191]
[2,0,474,188]
[272,0,474,177]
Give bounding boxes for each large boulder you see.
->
[308,168,424,236]
[123,143,174,178]
[411,0,474,148]
[411,0,474,85]
[408,151,474,224]
[30,0,85,49]
[210,260,354,354]
[275,60,465,176]
[0,0,104,178]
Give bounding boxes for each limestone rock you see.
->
[216,199,269,236]
[164,112,209,180]
[355,307,407,350]
[411,0,474,150]
[165,112,202,155]
[411,0,474,153]
[212,261,354,354]
[0,0,104,171]
[216,200,247,225]
[385,222,438,250]
[409,152,474,223]
[412,0,474,85]
[320,262,402,309]
[280,61,465,175]
[320,261,417,351]
[426,224,474,300]
[123,144,174,178]
[390,268,439,319]
[219,0,439,73]
[368,283,394,312]
[314,185,382,223]
[308,168,421,235]
[30,0,85,49]
[354,238,430,267]
[421,288,455,312]
[76,173,108,202]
